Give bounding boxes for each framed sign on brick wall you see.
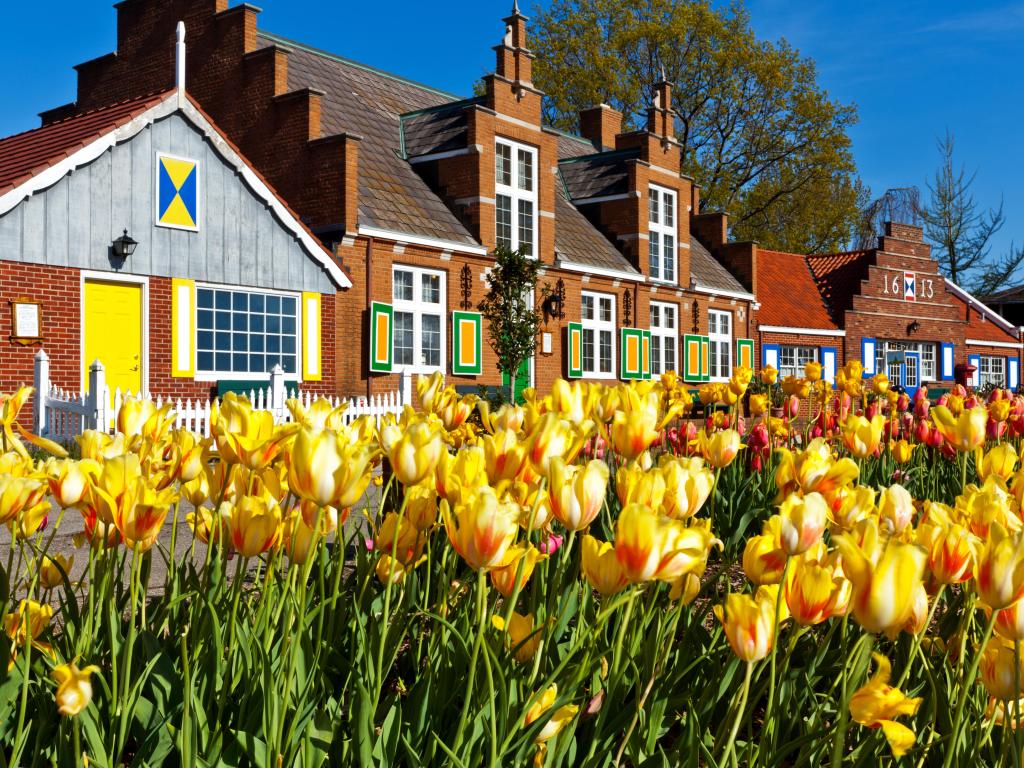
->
[9,297,43,345]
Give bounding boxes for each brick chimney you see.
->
[494,1,533,87]
[646,71,674,140]
[579,104,622,152]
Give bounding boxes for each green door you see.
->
[501,358,531,404]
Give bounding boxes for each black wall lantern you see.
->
[112,229,138,260]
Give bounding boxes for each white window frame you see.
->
[392,265,446,375]
[649,301,678,375]
[647,184,677,283]
[874,340,938,383]
[581,290,616,379]
[495,138,538,258]
[708,308,732,381]
[778,345,818,380]
[979,355,1006,388]
[194,283,301,382]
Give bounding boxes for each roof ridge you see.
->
[0,89,171,144]
[258,31,465,102]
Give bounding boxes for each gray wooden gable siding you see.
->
[0,113,335,294]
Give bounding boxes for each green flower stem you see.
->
[373,490,409,711]
[452,568,489,758]
[830,614,850,768]
[720,661,754,768]
[896,584,945,688]
[116,543,144,761]
[943,610,998,768]
[761,555,792,756]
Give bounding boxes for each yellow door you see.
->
[84,281,143,398]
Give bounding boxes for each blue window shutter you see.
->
[940,342,955,380]
[819,346,837,385]
[861,337,876,376]
[968,354,981,387]
[1010,357,1020,391]
[762,343,780,370]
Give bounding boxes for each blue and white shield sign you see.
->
[903,271,916,302]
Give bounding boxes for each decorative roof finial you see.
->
[175,21,186,105]
[659,64,666,83]
[512,0,520,14]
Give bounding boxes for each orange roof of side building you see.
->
[755,249,841,330]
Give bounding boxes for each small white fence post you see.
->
[87,359,106,432]
[270,365,286,422]
[33,349,50,436]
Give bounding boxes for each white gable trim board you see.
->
[0,92,350,290]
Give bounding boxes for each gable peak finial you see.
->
[512,0,520,14]
[659,64,666,82]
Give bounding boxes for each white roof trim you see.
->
[758,325,846,338]
[0,92,351,289]
[690,282,756,301]
[965,338,1023,350]
[944,277,1017,335]
[357,225,489,256]
[556,258,645,283]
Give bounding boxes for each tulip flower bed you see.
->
[2,359,1024,767]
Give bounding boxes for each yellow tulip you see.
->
[0,474,47,526]
[4,599,52,645]
[387,420,444,486]
[52,661,100,717]
[166,429,208,483]
[917,521,976,585]
[404,481,439,531]
[760,366,779,385]
[699,429,743,469]
[580,535,629,596]
[785,558,848,626]
[654,518,720,583]
[849,653,922,757]
[975,522,1024,610]
[524,684,578,743]
[613,504,716,583]
[889,439,916,465]
[995,599,1024,642]
[548,458,609,532]
[990,399,1012,423]
[38,553,74,589]
[491,611,541,662]
[615,463,666,509]
[835,535,927,635]
[931,405,988,453]
[45,458,99,508]
[374,512,423,566]
[282,509,321,564]
[980,638,1023,702]
[804,361,823,382]
[226,496,282,557]
[659,456,714,520]
[480,428,529,485]
[831,484,878,530]
[442,487,519,571]
[490,544,545,597]
[528,413,587,475]
[80,453,143,526]
[211,393,295,469]
[477,400,525,434]
[870,372,890,396]
[781,376,811,399]
[742,517,788,585]
[748,394,768,416]
[115,484,177,551]
[713,590,776,662]
[0,387,67,459]
[286,396,349,431]
[288,426,374,509]
[977,443,1019,483]
[777,492,828,556]
[878,484,915,533]
[775,439,859,497]
[436,445,487,504]
[841,414,885,459]
[186,504,230,546]
[729,365,754,396]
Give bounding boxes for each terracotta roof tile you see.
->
[806,250,873,317]
[0,91,169,194]
[755,249,838,330]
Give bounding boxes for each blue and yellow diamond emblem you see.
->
[157,154,198,229]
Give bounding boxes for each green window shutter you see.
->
[642,330,652,380]
[736,338,754,370]
[451,311,483,375]
[369,302,393,373]
[682,334,702,382]
[566,322,584,378]
[700,336,711,382]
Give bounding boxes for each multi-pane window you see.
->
[648,185,677,283]
[779,346,818,379]
[650,301,677,375]
[392,265,445,371]
[581,291,615,378]
[196,287,298,376]
[708,309,732,380]
[979,355,1006,388]
[874,341,938,382]
[495,138,537,257]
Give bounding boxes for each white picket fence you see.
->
[32,349,408,441]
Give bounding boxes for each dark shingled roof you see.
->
[558,150,637,201]
[689,236,750,296]
[258,32,479,246]
[554,186,640,275]
[401,100,475,158]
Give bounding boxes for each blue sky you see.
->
[2,1,1021,256]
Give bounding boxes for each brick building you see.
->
[25,0,758,401]
[747,221,1022,393]
[0,83,348,402]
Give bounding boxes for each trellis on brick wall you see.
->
[31,349,407,442]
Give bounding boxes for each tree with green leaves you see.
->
[531,0,864,253]
[920,131,1020,295]
[478,246,543,403]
